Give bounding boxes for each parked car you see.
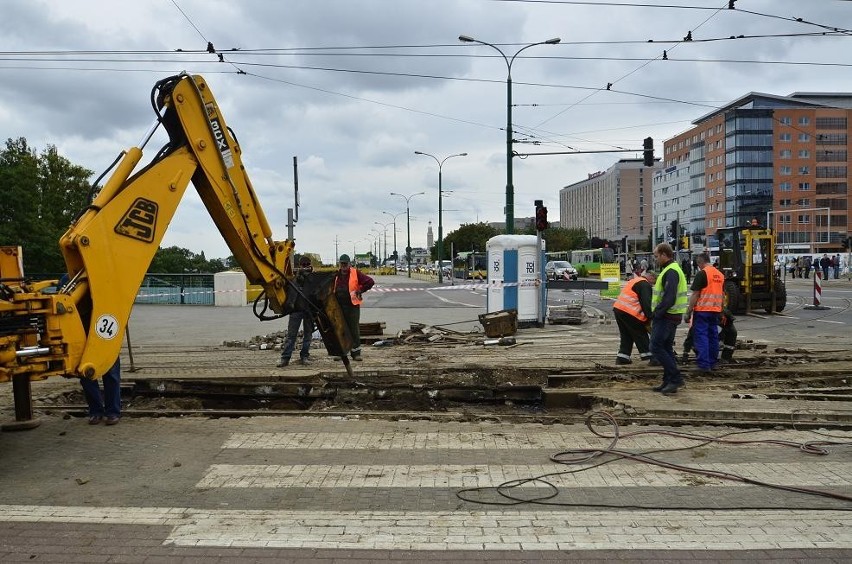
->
[545,260,578,281]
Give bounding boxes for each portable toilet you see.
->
[485,234,546,326]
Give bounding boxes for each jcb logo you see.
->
[115,198,158,243]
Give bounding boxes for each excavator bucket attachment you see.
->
[297,272,353,358]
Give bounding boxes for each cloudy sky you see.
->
[2,0,850,264]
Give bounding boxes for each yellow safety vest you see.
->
[652,261,688,314]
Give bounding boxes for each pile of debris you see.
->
[225,315,523,352]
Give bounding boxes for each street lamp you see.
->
[414,150,467,283]
[458,34,561,234]
[374,220,393,267]
[382,210,405,268]
[390,191,425,277]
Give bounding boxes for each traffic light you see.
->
[535,206,549,231]
[669,220,678,243]
[643,137,654,167]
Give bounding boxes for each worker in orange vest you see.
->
[612,270,657,365]
[683,252,724,373]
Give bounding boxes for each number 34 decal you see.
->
[95,314,120,340]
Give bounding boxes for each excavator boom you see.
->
[0,74,352,399]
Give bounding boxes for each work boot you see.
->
[298,357,312,366]
[615,357,632,365]
[276,359,290,368]
[659,381,684,395]
[681,352,689,364]
[648,358,661,367]
[651,383,665,392]
[351,353,362,362]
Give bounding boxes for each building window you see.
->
[779,149,792,159]
[816,133,847,145]
[798,116,811,126]
[779,133,792,142]
[799,182,811,190]
[798,133,810,142]
[780,214,791,224]
[798,166,809,175]
[779,182,791,191]
[779,198,791,207]
[799,198,810,207]
[816,166,848,178]
[798,215,811,224]
[798,149,810,158]
[779,116,792,125]
[815,117,848,129]
[780,166,792,175]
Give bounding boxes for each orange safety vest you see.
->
[613,277,648,322]
[694,264,724,312]
[344,268,363,306]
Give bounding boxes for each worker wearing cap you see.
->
[334,254,374,361]
[277,255,316,367]
[612,270,657,365]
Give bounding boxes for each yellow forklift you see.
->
[716,224,787,314]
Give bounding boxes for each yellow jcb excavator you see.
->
[0,74,353,427]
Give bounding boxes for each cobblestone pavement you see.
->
[1,414,851,562]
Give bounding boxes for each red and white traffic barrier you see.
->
[813,270,823,307]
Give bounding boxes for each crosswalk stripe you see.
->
[221,430,845,450]
[195,462,852,489]
[1,505,850,550]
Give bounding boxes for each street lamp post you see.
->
[374,221,393,267]
[382,211,405,267]
[458,34,560,234]
[414,151,467,284]
[390,191,426,278]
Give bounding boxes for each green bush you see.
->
[577,265,589,278]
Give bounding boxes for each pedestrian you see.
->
[649,243,688,395]
[683,253,724,374]
[613,270,657,365]
[681,258,692,285]
[820,253,831,280]
[334,254,374,362]
[277,256,316,368]
[80,358,122,425]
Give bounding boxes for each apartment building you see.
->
[660,92,852,254]
[559,159,660,249]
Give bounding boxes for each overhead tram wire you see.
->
[0,29,846,59]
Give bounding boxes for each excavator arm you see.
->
[0,74,352,392]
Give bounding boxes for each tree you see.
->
[439,222,499,260]
[0,138,92,273]
[517,225,588,253]
[149,246,230,273]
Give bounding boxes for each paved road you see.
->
[1,414,850,562]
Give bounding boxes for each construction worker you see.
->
[683,252,724,373]
[613,270,657,365]
[649,243,689,395]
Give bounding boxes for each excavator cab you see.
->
[717,225,786,314]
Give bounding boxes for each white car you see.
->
[545,260,578,281]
